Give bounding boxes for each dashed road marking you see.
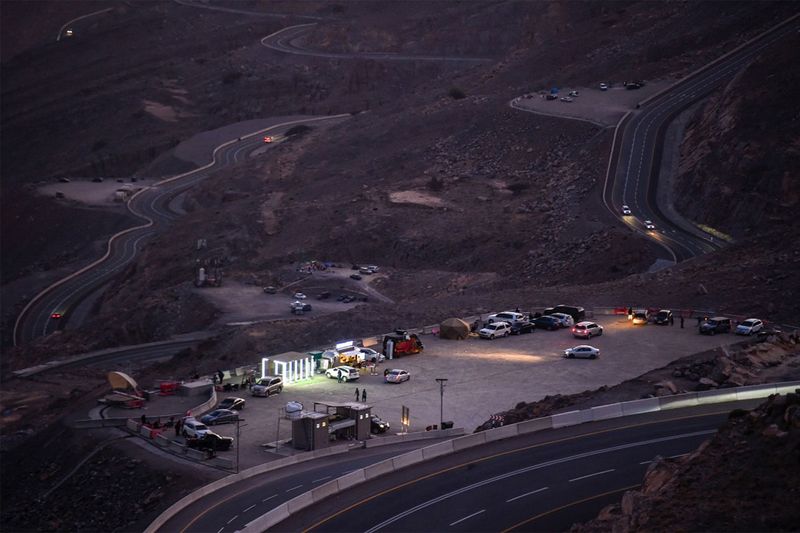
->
[506,487,549,503]
[569,468,615,482]
[449,509,485,527]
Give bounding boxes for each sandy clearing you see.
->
[142,99,178,122]
[512,80,673,126]
[389,190,447,208]
[38,179,156,207]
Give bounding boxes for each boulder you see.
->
[697,377,719,390]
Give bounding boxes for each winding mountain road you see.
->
[602,14,800,263]
[268,400,759,533]
[13,115,349,346]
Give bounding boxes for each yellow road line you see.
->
[302,409,729,531]
[501,484,640,532]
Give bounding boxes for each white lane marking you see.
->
[363,429,714,533]
[243,504,256,513]
[506,486,549,503]
[262,494,277,503]
[312,476,331,484]
[216,527,224,533]
[640,460,652,465]
[286,484,303,492]
[449,509,485,527]
[226,515,238,524]
[669,453,689,459]
[569,468,616,482]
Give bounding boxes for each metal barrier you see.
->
[239,380,800,532]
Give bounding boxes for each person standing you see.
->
[140,414,147,427]
[175,418,182,437]
[362,389,367,402]
[670,314,674,326]
[680,315,685,328]
[355,387,360,401]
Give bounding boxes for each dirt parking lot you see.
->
[213,317,741,468]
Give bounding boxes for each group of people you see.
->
[354,387,367,402]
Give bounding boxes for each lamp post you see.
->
[435,378,448,428]
[235,416,244,473]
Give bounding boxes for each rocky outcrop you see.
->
[572,391,800,532]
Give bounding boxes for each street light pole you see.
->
[435,378,448,428]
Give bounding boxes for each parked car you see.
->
[510,321,535,335]
[263,136,273,143]
[290,301,312,312]
[599,82,609,91]
[317,291,332,300]
[560,96,573,102]
[325,366,360,381]
[632,311,649,325]
[359,267,374,275]
[532,315,561,331]
[384,369,410,383]
[251,376,283,397]
[550,312,575,328]
[545,305,586,322]
[736,318,764,336]
[371,415,390,434]
[622,204,632,216]
[564,345,600,359]
[700,317,732,335]
[359,347,385,363]
[182,418,210,439]
[654,310,673,325]
[200,409,239,426]
[487,311,527,324]
[293,292,307,299]
[479,321,512,339]
[350,274,362,281]
[572,321,603,339]
[217,397,246,411]
[186,431,233,452]
[568,90,579,97]
[263,286,277,294]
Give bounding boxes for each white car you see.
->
[573,321,603,339]
[479,321,512,339]
[622,204,632,216]
[644,220,655,230]
[568,90,579,97]
[182,418,210,439]
[564,345,600,359]
[325,366,360,381]
[600,82,609,91]
[384,369,410,383]
[560,96,573,102]
[487,311,527,324]
[359,347,385,363]
[293,292,307,299]
[550,313,575,328]
[736,318,764,336]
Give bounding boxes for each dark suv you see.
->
[544,305,586,322]
[699,317,731,335]
[533,316,561,331]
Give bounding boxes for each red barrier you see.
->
[159,381,178,395]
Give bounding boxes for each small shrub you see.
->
[427,176,444,192]
[508,182,530,195]
[222,71,242,85]
[448,87,466,100]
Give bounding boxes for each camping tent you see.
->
[439,318,471,340]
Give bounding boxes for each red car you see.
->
[51,312,63,319]
[263,136,273,143]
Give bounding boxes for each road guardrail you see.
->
[239,380,800,532]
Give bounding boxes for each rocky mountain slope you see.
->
[573,390,800,532]
[2,2,800,531]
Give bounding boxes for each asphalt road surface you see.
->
[605,15,800,263]
[270,400,761,532]
[13,116,346,346]
[154,439,456,533]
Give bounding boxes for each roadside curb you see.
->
[240,381,800,532]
